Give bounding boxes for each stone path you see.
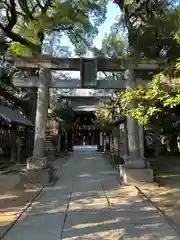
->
[1,152,179,239]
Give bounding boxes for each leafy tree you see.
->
[0,0,108,55]
[0,0,108,127]
[0,1,108,158]
[119,71,180,152]
[54,100,75,151]
[111,0,180,153]
[114,0,180,58]
[93,98,118,135]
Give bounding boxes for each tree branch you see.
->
[17,0,36,20]
[0,23,40,53]
[5,0,17,31]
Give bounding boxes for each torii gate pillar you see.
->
[120,66,153,184]
[125,65,141,160]
[26,68,51,169]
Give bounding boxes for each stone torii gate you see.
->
[11,55,164,184]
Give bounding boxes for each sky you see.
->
[92,2,120,49]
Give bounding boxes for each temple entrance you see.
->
[73,126,100,151]
[72,110,100,147]
[73,125,96,146]
[73,126,98,152]
[73,145,97,152]
[71,109,100,152]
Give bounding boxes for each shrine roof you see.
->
[59,96,109,112]
[0,103,32,126]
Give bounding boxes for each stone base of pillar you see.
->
[26,157,48,169]
[124,159,146,168]
[112,155,125,165]
[120,166,153,184]
[19,157,57,186]
[122,155,149,167]
[119,158,153,185]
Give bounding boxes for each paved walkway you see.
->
[2,153,179,239]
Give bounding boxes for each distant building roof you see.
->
[59,96,109,112]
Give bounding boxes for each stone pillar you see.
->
[117,125,121,157]
[19,70,57,186]
[10,131,16,163]
[100,132,103,146]
[123,120,129,160]
[120,66,153,184]
[103,133,106,152]
[126,116,140,159]
[29,68,51,167]
[139,124,145,158]
[125,65,141,161]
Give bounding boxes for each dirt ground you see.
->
[0,172,40,237]
[139,155,180,228]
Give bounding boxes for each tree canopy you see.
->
[0,1,109,120]
[0,0,108,55]
[114,0,180,59]
[94,97,120,134]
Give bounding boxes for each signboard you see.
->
[80,58,97,88]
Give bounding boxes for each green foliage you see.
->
[94,99,118,134]
[119,73,180,134]
[131,9,180,59]
[8,43,33,56]
[115,0,180,59]
[54,102,75,135]
[97,32,126,58]
[110,0,180,138]
[175,32,180,44]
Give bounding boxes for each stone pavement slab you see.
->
[3,212,65,240]
[62,210,120,240]
[1,152,180,240]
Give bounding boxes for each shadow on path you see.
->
[1,152,179,240]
